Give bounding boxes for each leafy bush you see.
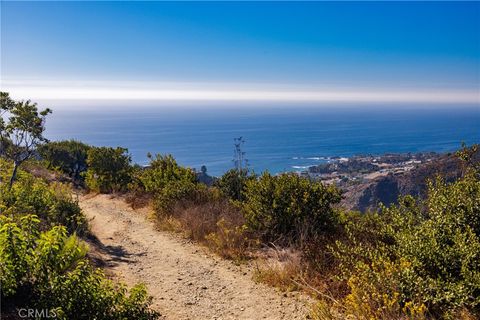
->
[130,154,197,215]
[243,172,342,244]
[215,168,254,202]
[204,217,252,260]
[0,216,159,319]
[0,166,87,235]
[38,140,91,182]
[137,154,196,193]
[329,169,480,319]
[85,146,132,193]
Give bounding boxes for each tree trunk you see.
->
[9,162,19,189]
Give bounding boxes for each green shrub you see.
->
[85,146,132,193]
[215,169,254,202]
[331,170,480,319]
[137,154,196,193]
[0,169,87,235]
[242,172,342,244]
[130,154,198,215]
[38,140,91,182]
[393,174,480,317]
[0,216,159,319]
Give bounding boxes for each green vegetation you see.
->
[243,172,342,244]
[0,94,158,319]
[38,139,91,183]
[130,153,198,214]
[85,146,132,193]
[0,92,51,188]
[0,159,159,319]
[312,147,480,319]
[0,159,87,235]
[215,168,254,202]
[0,216,158,319]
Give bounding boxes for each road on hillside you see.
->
[80,194,310,320]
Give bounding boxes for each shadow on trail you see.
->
[85,232,147,267]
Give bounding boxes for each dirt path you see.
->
[80,194,311,320]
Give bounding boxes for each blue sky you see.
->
[1,1,479,105]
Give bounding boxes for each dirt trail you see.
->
[80,194,311,320]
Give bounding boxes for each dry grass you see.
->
[176,201,229,241]
[155,215,183,233]
[152,194,255,260]
[23,161,71,184]
[204,218,255,260]
[253,246,304,291]
[125,191,153,209]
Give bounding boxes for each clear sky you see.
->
[1,1,479,105]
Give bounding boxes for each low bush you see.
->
[253,247,303,291]
[0,166,87,235]
[85,146,132,193]
[160,185,254,259]
[172,188,233,240]
[243,172,342,244]
[324,169,480,319]
[38,140,91,183]
[215,168,255,202]
[128,154,197,214]
[204,217,252,260]
[0,215,159,319]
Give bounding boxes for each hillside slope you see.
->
[341,153,466,212]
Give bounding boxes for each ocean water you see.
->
[45,106,480,176]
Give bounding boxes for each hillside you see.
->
[341,152,467,212]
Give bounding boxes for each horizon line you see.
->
[1,80,479,105]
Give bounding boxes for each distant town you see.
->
[301,152,442,187]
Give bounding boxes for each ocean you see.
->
[45,105,480,176]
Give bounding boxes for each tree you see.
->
[0,92,52,188]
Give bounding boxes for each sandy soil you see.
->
[80,194,311,320]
